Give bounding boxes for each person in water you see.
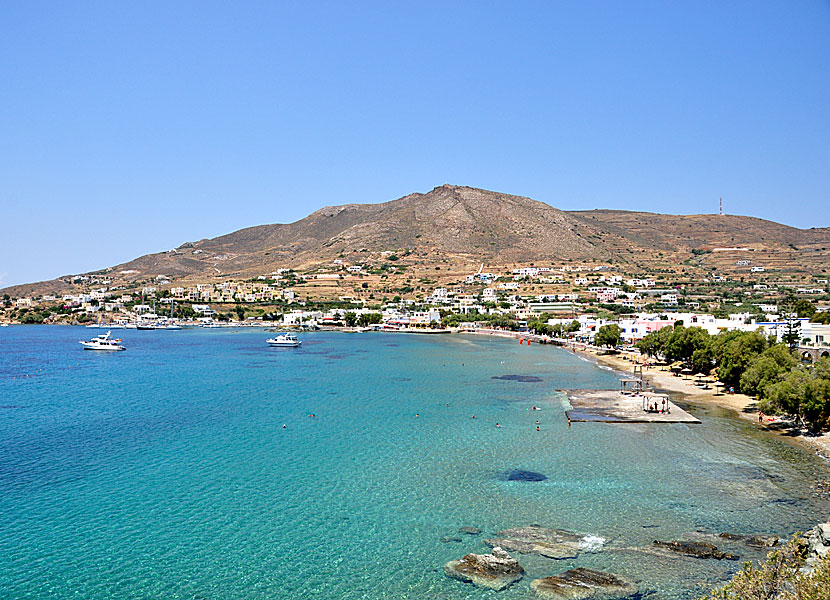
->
[495,423,502,428]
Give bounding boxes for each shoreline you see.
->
[561,340,830,458]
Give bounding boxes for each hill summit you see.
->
[4,184,830,296]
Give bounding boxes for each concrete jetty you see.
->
[563,389,701,424]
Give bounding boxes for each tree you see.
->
[595,324,621,349]
[234,305,245,321]
[344,312,357,327]
[793,298,817,319]
[357,312,382,327]
[740,345,798,398]
[713,330,769,390]
[760,358,830,432]
[636,326,673,359]
[565,320,581,334]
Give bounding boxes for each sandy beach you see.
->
[563,340,830,457]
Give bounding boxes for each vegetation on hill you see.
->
[705,535,830,600]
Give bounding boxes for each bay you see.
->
[1,326,828,599]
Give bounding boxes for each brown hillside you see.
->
[4,185,828,297]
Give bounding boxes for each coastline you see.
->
[452,328,830,459]
[562,340,830,458]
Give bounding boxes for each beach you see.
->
[564,340,830,457]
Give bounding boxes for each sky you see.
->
[1,1,829,288]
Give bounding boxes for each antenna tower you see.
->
[719,197,723,216]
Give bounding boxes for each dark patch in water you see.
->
[505,469,547,482]
[391,377,412,382]
[0,405,24,409]
[384,343,400,347]
[492,375,543,383]
[325,354,348,360]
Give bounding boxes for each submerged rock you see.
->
[458,526,481,535]
[506,469,547,482]
[443,546,524,590]
[441,536,463,543]
[485,526,585,560]
[653,540,738,560]
[530,567,638,600]
[492,375,544,382]
[718,532,779,548]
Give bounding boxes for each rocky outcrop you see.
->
[458,526,481,535]
[718,532,779,548]
[485,526,591,560]
[802,522,830,573]
[653,540,738,560]
[530,568,638,600]
[443,547,524,590]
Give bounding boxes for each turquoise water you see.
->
[1,326,828,599]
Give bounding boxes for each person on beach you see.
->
[759,411,764,422]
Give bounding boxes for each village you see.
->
[4,258,829,355]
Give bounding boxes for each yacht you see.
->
[80,331,126,351]
[266,333,301,347]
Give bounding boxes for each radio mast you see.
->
[719,197,723,216]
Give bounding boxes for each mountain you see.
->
[5,185,830,297]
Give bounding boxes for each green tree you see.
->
[565,320,581,334]
[234,305,246,321]
[357,312,382,327]
[636,326,673,359]
[595,324,621,348]
[344,312,357,327]
[793,298,817,319]
[740,345,798,398]
[760,358,830,432]
[713,330,769,390]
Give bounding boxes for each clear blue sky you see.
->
[2,1,828,288]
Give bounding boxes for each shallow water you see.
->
[1,327,828,599]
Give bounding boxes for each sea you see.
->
[1,326,828,599]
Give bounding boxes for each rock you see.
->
[485,526,585,559]
[718,532,779,548]
[458,526,481,535]
[441,536,463,543]
[802,522,830,573]
[530,567,638,600]
[653,540,738,560]
[506,469,547,482]
[492,375,544,382]
[443,547,524,590]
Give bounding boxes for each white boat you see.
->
[80,331,126,351]
[266,333,301,347]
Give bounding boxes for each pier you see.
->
[563,389,701,424]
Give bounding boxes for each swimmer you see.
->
[536,426,540,431]
[282,424,286,429]
[495,423,502,428]
[535,420,540,424]
[415,413,420,417]
[471,415,476,419]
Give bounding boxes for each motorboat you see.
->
[80,331,126,351]
[266,333,301,347]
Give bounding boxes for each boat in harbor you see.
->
[266,333,301,347]
[79,331,126,351]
